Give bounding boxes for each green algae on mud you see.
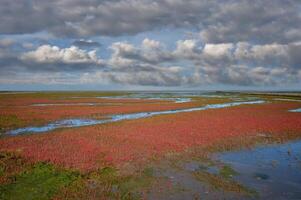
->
[219,165,239,179]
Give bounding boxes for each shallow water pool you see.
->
[289,108,301,112]
[215,140,301,199]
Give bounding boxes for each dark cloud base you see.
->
[0,0,300,89]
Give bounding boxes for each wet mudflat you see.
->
[145,140,301,200]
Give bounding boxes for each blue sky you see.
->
[0,0,300,91]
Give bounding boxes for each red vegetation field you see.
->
[1,97,203,127]
[1,102,301,171]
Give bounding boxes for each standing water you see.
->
[215,140,301,199]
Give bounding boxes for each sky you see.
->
[0,0,300,91]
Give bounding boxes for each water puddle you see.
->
[7,100,265,135]
[215,140,301,199]
[289,108,301,112]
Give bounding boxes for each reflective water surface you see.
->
[215,140,301,199]
[289,108,301,112]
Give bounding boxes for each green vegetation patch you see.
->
[0,163,78,200]
[0,152,156,200]
[0,166,4,177]
[56,166,155,200]
[219,165,239,179]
